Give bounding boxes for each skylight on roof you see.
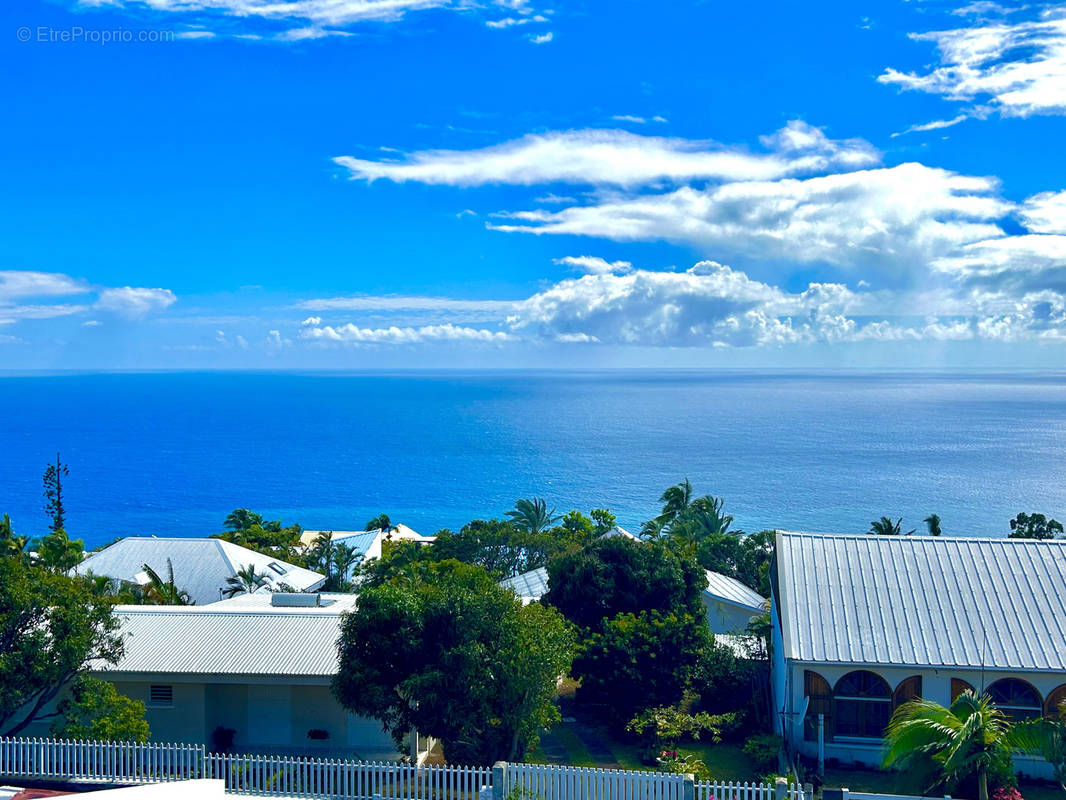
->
[267,562,287,575]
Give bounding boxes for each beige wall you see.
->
[111,681,206,745]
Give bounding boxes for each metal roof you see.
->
[75,538,325,606]
[499,567,549,603]
[776,532,1066,671]
[704,570,766,613]
[100,599,355,677]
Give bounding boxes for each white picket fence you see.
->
[0,737,798,800]
[505,763,686,800]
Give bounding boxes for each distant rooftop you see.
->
[75,537,325,605]
[775,531,1066,672]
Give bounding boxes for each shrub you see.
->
[657,751,711,780]
[992,788,1025,800]
[626,705,737,763]
[742,733,782,776]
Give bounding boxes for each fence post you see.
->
[803,783,814,800]
[683,773,695,800]
[775,777,787,800]
[492,761,507,800]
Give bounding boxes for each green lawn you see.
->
[823,765,1064,800]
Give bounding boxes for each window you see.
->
[893,676,922,709]
[987,679,1042,721]
[267,561,287,576]
[951,678,975,702]
[1045,685,1066,719]
[148,685,174,708]
[834,670,891,739]
[804,670,833,742]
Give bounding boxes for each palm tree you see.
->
[924,513,943,537]
[224,508,263,532]
[365,514,395,534]
[869,516,915,536]
[0,514,31,561]
[884,690,1040,800]
[141,560,193,605]
[223,564,270,598]
[684,495,734,540]
[505,498,560,535]
[331,543,363,591]
[308,531,336,580]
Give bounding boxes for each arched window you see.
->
[803,670,833,742]
[1044,684,1066,719]
[834,670,892,739]
[987,679,1042,721]
[893,676,922,710]
[951,678,975,702]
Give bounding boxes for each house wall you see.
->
[783,661,1065,781]
[703,596,759,635]
[111,681,206,744]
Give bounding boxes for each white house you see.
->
[770,532,1066,780]
[76,593,420,761]
[299,525,436,562]
[75,537,325,605]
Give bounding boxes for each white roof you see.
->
[299,525,434,555]
[100,595,357,677]
[75,538,325,605]
[500,567,549,603]
[704,570,766,613]
[599,525,640,541]
[775,532,1066,672]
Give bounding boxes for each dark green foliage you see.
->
[1009,512,1064,540]
[626,705,736,763]
[214,509,304,562]
[694,529,774,597]
[136,559,193,605]
[543,536,706,632]
[33,529,85,573]
[365,514,394,532]
[505,498,560,535]
[432,519,542,577]
[691,637,756,716]
[590,508,616,535]
[52,675,150,742]
[571,611,709,723]
[742,734,782,776]
[924,514,943,536]
[0,555,124,736]
[333,560,575,765]
[868,516,915,536]
[42,453,69,534]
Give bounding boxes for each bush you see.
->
[51,676,149,742]
[992,789,1025,800]
[657,751,711,780]
[626,705,737,763]
[742,733,782,776]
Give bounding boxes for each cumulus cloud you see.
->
[300,322,512,344]
[553,256,633,275]
[94,287,178,318]
[879,9,1066,118]
[333,121,880,187]
[1019,190,1066,234]
[931,234,1066,291]
[490,163,1010,277]
[528,31,553,44]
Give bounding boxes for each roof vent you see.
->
[271,592,320,607]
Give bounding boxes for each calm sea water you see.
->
[1,371,1065,548]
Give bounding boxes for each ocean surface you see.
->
[1,371,1065,549]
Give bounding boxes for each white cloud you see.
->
[94,287,178,318]
[0,303,91,324]
[0,270,88,301]
[611,115,647,124]
[553,256,633,275]
[83,320,102,327]
[295,295,515,312]
[79,0,451,28]
[489,163,1010,276]
[891,114,970,137]
[931,234,1066,290]
[1019,190,1066,234]
[334,121,880,188]
[300,322,512,344]
[301,315,323,326]
[879,10,1066,118]
[528,31,552,44]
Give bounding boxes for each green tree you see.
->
[884,691,1039,800]
[307,531,337,581]
[224,508,264,531]
[333,560,574,764]
[590,508,616,535]
[1008,512,1064,540]
[0,555,124,736]
[505,498,560,536]
[869,516,915,536]
[0,514,31,561]
[365,514,395,533]
[924,514,943,537]
[43,453,69,534]
[52,675,150,742]
[558,510,596,546]
[223,564,269,598]
[572,611,708,724]
[140,560,192,605]
[34,528,85,573]
[544,535,706,632]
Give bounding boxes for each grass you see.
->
[822,765,1065,800]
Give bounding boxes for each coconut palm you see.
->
[141,560,193,605]
[924,513,943,537]
[331,543,363,591]
[0,514,31,561]
[364,514,395,534]
[308,531,336,580]
[223,564,270,598]
[224,508,263,532]
[884,690,1040,800]
[505,498,560,535]
[869,516,915,536]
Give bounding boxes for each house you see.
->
[74,537,325,605]
[299,524,436,562]
[76,592,422,761]
[770,532,1066,780]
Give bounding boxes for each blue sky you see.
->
[3,0,1066,368]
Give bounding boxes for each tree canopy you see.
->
[1009,512,1064,540]
[333,560,574,765]
[0,554,124,736]
[52,675,150,742]
[542,536,706,632]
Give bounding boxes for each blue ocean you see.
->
[1,371,1065,548]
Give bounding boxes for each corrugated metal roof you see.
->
[776,532,1066,671]
[499,567,549,603]
[101,602,353,677]
[704,570,766,612]
[202,592,359,613]
[75,538,325,606]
